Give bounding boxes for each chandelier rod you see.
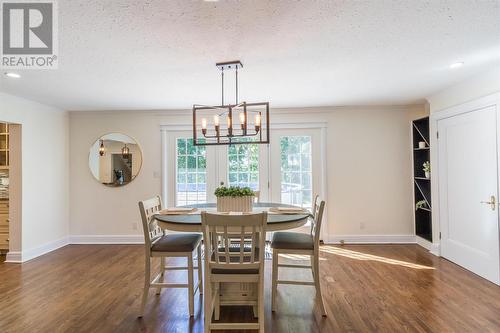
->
[221,68,224,106]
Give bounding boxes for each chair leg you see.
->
[258,265,265,333]
[188,254,194,316]
[271,249,278,312]
[310,254,315,280]
[214,283,220,320]
[156,257,165,295]
[204,280,212,333]
[313,252,327,317]
[197,244,203,295]
[138,256,151,318]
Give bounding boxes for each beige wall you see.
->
[70,105,426,240]
[0,92,69,259]
[427,67,500,113]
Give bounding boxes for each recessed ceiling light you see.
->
[449,62,464,69]
[4,72,21,78]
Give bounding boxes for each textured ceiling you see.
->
[0,0,499,111]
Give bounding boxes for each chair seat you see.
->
[271,231,314,250]
[151,233,202,252]
[212,268,259,274]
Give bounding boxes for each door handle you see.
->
[480,195,496,211]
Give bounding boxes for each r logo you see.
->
[2,2,53,54]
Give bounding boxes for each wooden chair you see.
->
[201,211,266,333]
[254,190,261,203]
[271,196,327,316]
[138,196,203,317]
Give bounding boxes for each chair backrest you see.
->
[311,194,320,219]
[311,197,325,245]
[201,212,266,272]
[138,196,164,251]
[254,191,261,203]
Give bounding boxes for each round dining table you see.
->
[155,202,311,232]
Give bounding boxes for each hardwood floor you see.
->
[0,244,499,332]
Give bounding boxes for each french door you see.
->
[269,129,322,210]
[166,131,269,207]
[166,128,325,224]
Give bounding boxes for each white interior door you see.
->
[438,105,500,284]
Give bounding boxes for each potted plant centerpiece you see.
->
[215,183,255,212]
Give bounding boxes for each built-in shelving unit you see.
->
[0,123,9,169]
[0,123,8,253]
[412,117,432,242]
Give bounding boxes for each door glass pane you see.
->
[280,136,312,208]
[176,138,207,205]
[227,141,259,190]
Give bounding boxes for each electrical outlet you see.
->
[132,222,138,231]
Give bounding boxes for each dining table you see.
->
[154,202,312,315]
[154,202,311,232]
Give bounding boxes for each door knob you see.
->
[480,195,496,211]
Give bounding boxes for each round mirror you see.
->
[88,133,142,187]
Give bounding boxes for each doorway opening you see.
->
[0,122,21,263]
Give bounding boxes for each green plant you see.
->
[214,185,255,197]
[415,200,427,211]
[423,161,430,173]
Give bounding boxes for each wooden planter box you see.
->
[216,196,254,212]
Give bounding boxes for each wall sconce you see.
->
[99,140,105,156]
[122,144,130,158]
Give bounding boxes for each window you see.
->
[227,142,259,191]
[280,136,312,208]
[176,138,207,206]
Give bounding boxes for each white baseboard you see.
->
[4,236,69,263]
[4,234,434,263]
[415,236,441,257]
[430,243,440,256]
[69,234,144,244]
[5,251,22,263]
[415,235,432,250]
[4,235,142,263]
[324,235,416,244]
[22,236,69,262]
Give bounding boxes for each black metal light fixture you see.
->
[193,61,270,146]
[99,140,106,156]
[121,144,130,158]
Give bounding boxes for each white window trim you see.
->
[160,121,329,238]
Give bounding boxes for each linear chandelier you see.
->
[192,61,270,146]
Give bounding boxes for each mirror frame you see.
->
[88,132,143,187]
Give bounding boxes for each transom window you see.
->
[280,136,312,208]
[176,138,207,206]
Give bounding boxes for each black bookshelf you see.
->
[412,117,432,242]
